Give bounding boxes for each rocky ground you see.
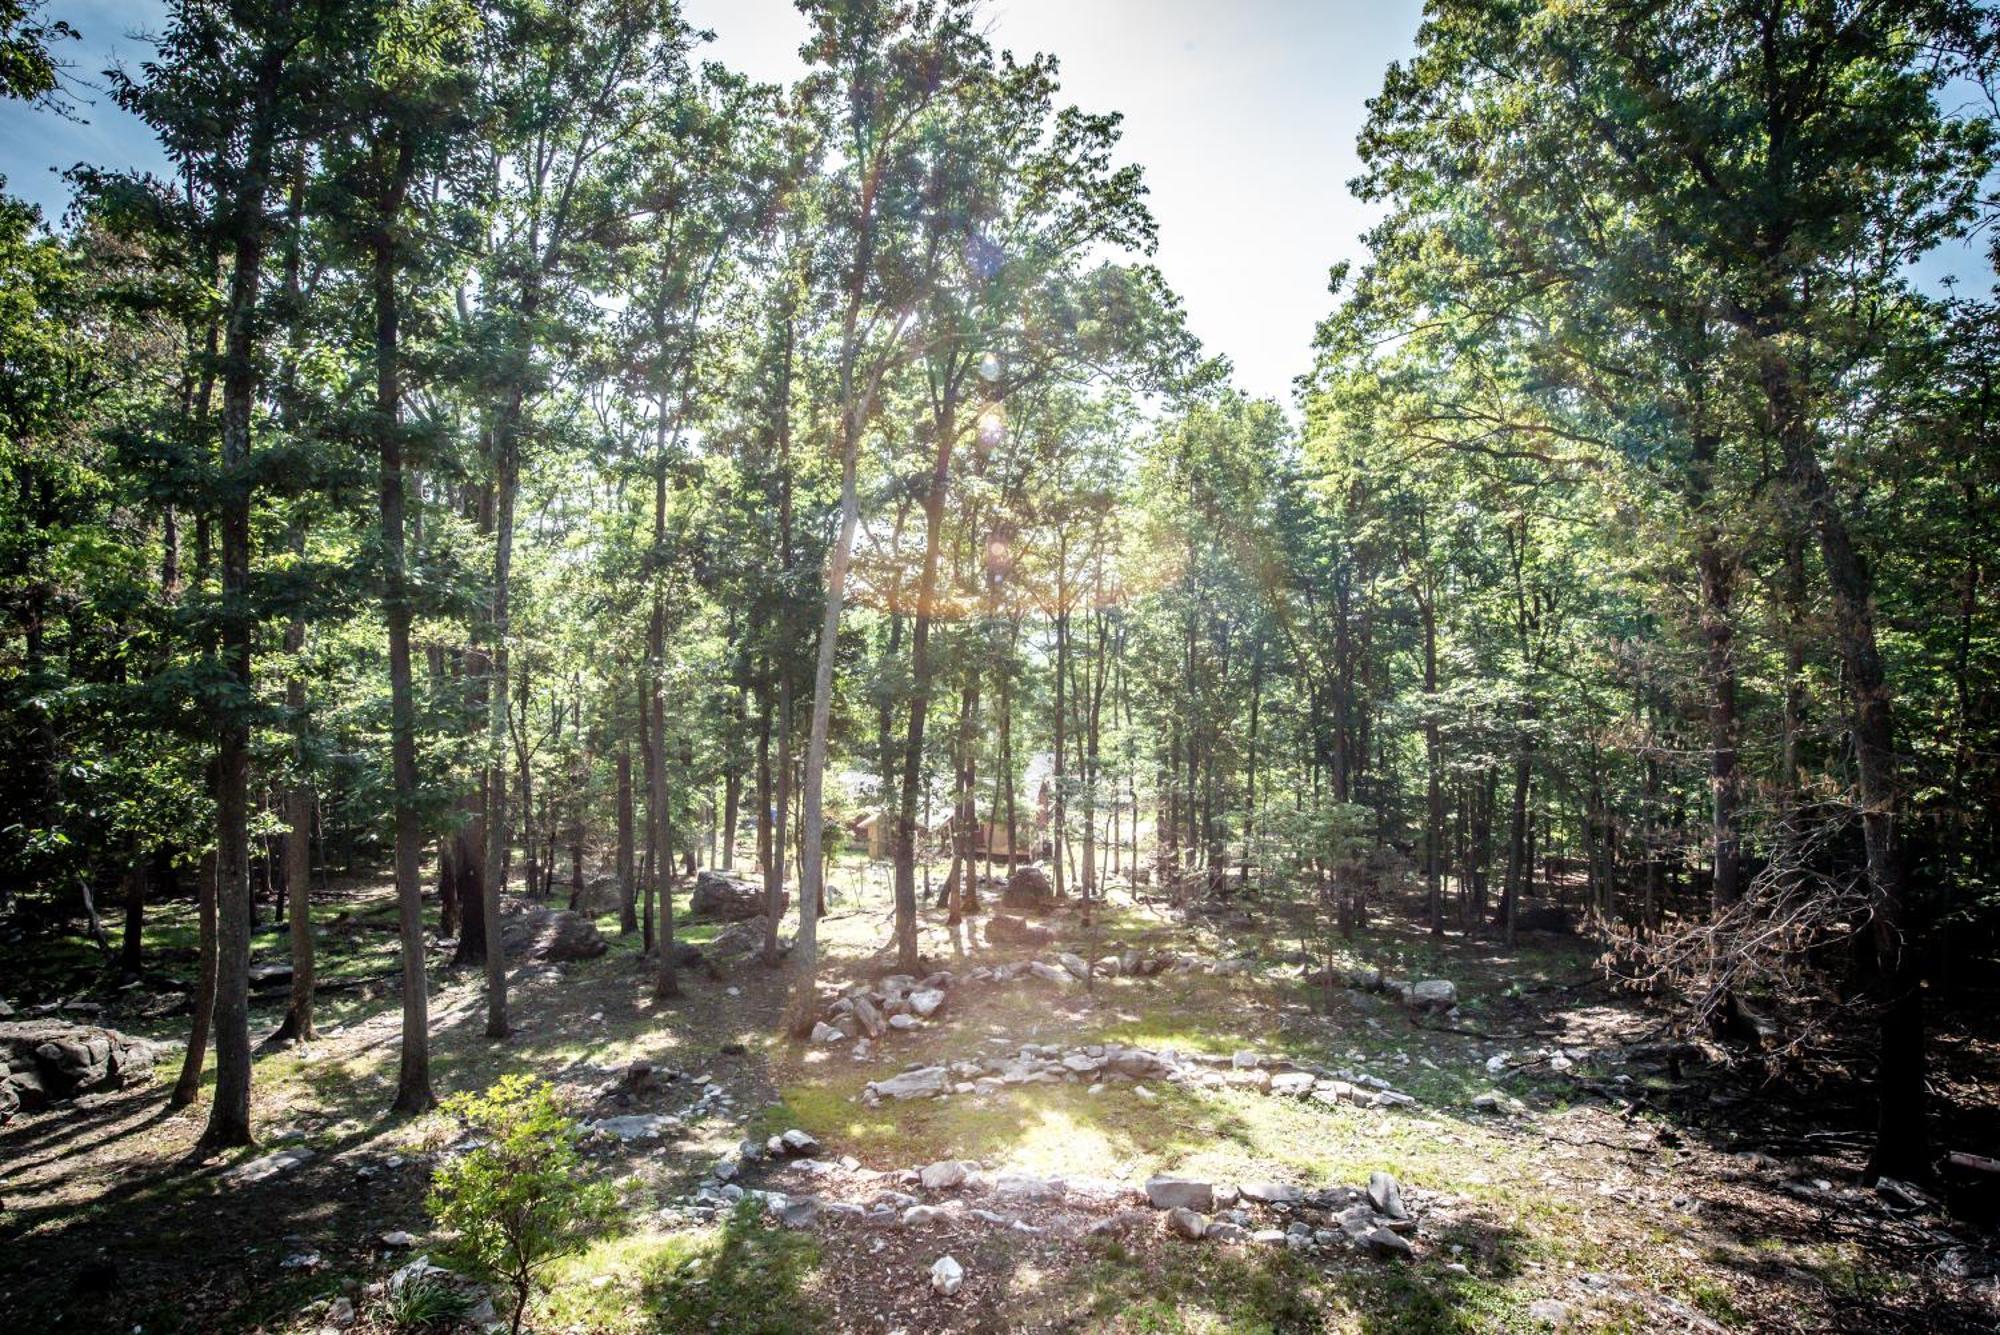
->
[1,860,1996,1333]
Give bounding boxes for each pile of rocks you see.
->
[1,1019,158,1121]
[809,971,954,1047]
[1326,967,1461,1017]
[964,947,1258,990]
[858,1041,1418,1110]
[1139,1169,1419,1260]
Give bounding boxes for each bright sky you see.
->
[0,0,1424,408]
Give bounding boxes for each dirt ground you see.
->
[2,860,1996,1333]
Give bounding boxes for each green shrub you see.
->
[429,1075,616,1335]
[379,1272,472,1332]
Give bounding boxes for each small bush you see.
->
[379,1272,472,1332]
[429,1075,615,1335]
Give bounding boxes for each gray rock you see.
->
[781,1128,820,1156]
[869,1066,949,1101]
[1528,1298,1570,1325]
[221,1147,314,1184]
[778,1197,820,1229]
[1410,979,1457,1011]
[993,1170,1063,1200]
[851,995,886,1038]
[688,869,784,922]
[1367,1171,1407,1220]
[1000,864,1053,909]
[1206,1221,1250,1242]
[499,906,607,962]
[811,1021,848,1044]
[1145,1176,1214,1211]
[1027,961,1076,988]
[919,1159,969,1191]
[1239,1181,1302,1205]
[908,987,946,1018]
[1363,1227,1413,1260]
[1165,1207,1208,1239]
[930,1254,965,1296]
[587,1113,675,1142]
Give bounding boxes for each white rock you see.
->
[930,1254,964,1296]
[222,1148,314,1184]
[811,1021,848,1044]
[920,1159,969,1191]
[869,1066,950,1101]
[908,987,946,1018]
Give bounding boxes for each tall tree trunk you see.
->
[1762,349,1923,1177]
[616,742,636,933]
[372,142,434,1114]
[786,436,860,1034]
[765,671,793,966]
[170,843,218,1108]
[894,389,957,972]
[203,39,288,1147]
[648,464,679,1000]
[478,392,519,1038]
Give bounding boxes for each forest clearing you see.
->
[2,0,1998,1331]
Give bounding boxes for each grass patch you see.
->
[545,1202,824,1334]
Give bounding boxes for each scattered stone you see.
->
[325,1296,355,1328]
[1206,1221,1250,1243]
[908,988,946,1018]
[1269,1071,1315,1097]
[587,1114,675,1142]
[930,1254,965,1296]
[851,995,886,1039]
[920,1160,969,1191]
[993,1170,1063,1201]
[1027,961,1076,988]
[811,1021,847,1044]
[1363,1227,1414,1260]
[1146,1176,1214,1211]
[221,1147,314,1184]
[1165,1207,1208,1239]
[868,1066,950,1101]
[1409,979,1458,1012]
[380,1230,417,1248]
[1367,1171,1407,1220]
[1239,1181,1302,1205]
[985,914,1055,947]
[1528,1298,1570,1325]
[1472,1090,1526,1116]
[778,1197,820,1229]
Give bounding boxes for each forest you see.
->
[1,1,1997,1331]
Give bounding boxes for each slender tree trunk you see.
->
[170,844,218,1108]
[765,671,793,965]
[616,743,636,933]
[370,145,434,1113]
[203,41,289,1146]
[894,390,958,972]
[648,462,679,1000]
[1763,350,1923,1177]
[786,436,859,1034]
